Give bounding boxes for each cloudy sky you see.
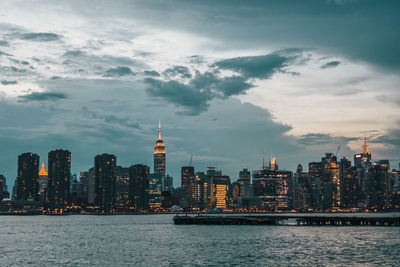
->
[0,0,399,189]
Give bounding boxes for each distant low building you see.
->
[0,175,9,200]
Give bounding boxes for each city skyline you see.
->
[3,131,399,214]
[1,131,398,191]
[1,2,400,266]
[0,1,399,192]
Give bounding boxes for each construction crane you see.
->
[335,145,341,157]
[189,154,193,167]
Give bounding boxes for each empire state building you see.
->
[154,120,166,177]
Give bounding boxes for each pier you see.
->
[173,214,400,226]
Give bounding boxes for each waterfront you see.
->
[1,215,400,266]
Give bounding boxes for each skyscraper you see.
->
[368,163,389,210]
[15,153,40,201]
[48,149,71,212]
[154,120,166,178]
[354,137,372,168]
[87,167,96,204]
[321,153,340,210]
[212,175,231,210]
[181,166,194,192]
[149,173,162,210]
[238,168,251,198]
[339,157,358,209]
[253,166,292,210]
[115,166,131,207]
[38,163,48,203]
[94,154,117,211]
[130,164,150,211]
[163,174,173,193]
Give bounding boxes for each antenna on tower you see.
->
[157,119,162,140]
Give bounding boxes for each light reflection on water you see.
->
[1,214,400,266]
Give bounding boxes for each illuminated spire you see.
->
[154,120,165,154]
[38,163,48,176]
[158,119,162,140]
[362,137,370,155]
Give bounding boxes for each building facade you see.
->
[15,153,40,201]
[38,163,48,203]
[47,149,71,212]
[130,164,150,211]
[154,121,166,178]
[94,154,117,211]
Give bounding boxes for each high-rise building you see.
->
[188,172,208,211]
[211,175,231,210]
[94,154,117,211]
[163,174,173,193]
[154,120,166,178]
[321,153,340,210]
[38,163,48,203]
[48,149,71,212]
[78,170,89,205]
[339,157,358,209]
[253,169,291,210]
[71,175,86,206]
[238,168,251,198]
[389,170,399,193]
[87,167,96,204]
[253,158,292,210]
[15,153,40,201]
[368,163,389,210]
[149,173,162,210]
[130,164,150,211]
[293,167,314,211]
[115,166,131,207]
[378,160,390,170]
[161,190,172,209]
[181,166,194,192]
[355,138,372,168]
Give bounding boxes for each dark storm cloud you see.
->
[143,70,160,77]
[82,107,141,129]
[188,55,205,65]
[9,66,26,73]
[89,0,399,70]
[103,67,135,77]
[321,61,341,69]
[163,66,192,79]
[144,78,212,116]
[297,133,357,146]
[145,70,253,115]
[0,50,12,56]
[1,80,17,85]
[145,51,298,115]
[0,40,8,46]
[19,92,68,102]
[191,72,252,98]
[63,50,83,57]
[62,50,142,66]
[20,32,60,42]
[214,50,301,79]
[10,58,30,65]
[373,128,400,148]
[61,50,145,77]
[370,125,400,161]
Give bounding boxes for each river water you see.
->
[1,214,399,266]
